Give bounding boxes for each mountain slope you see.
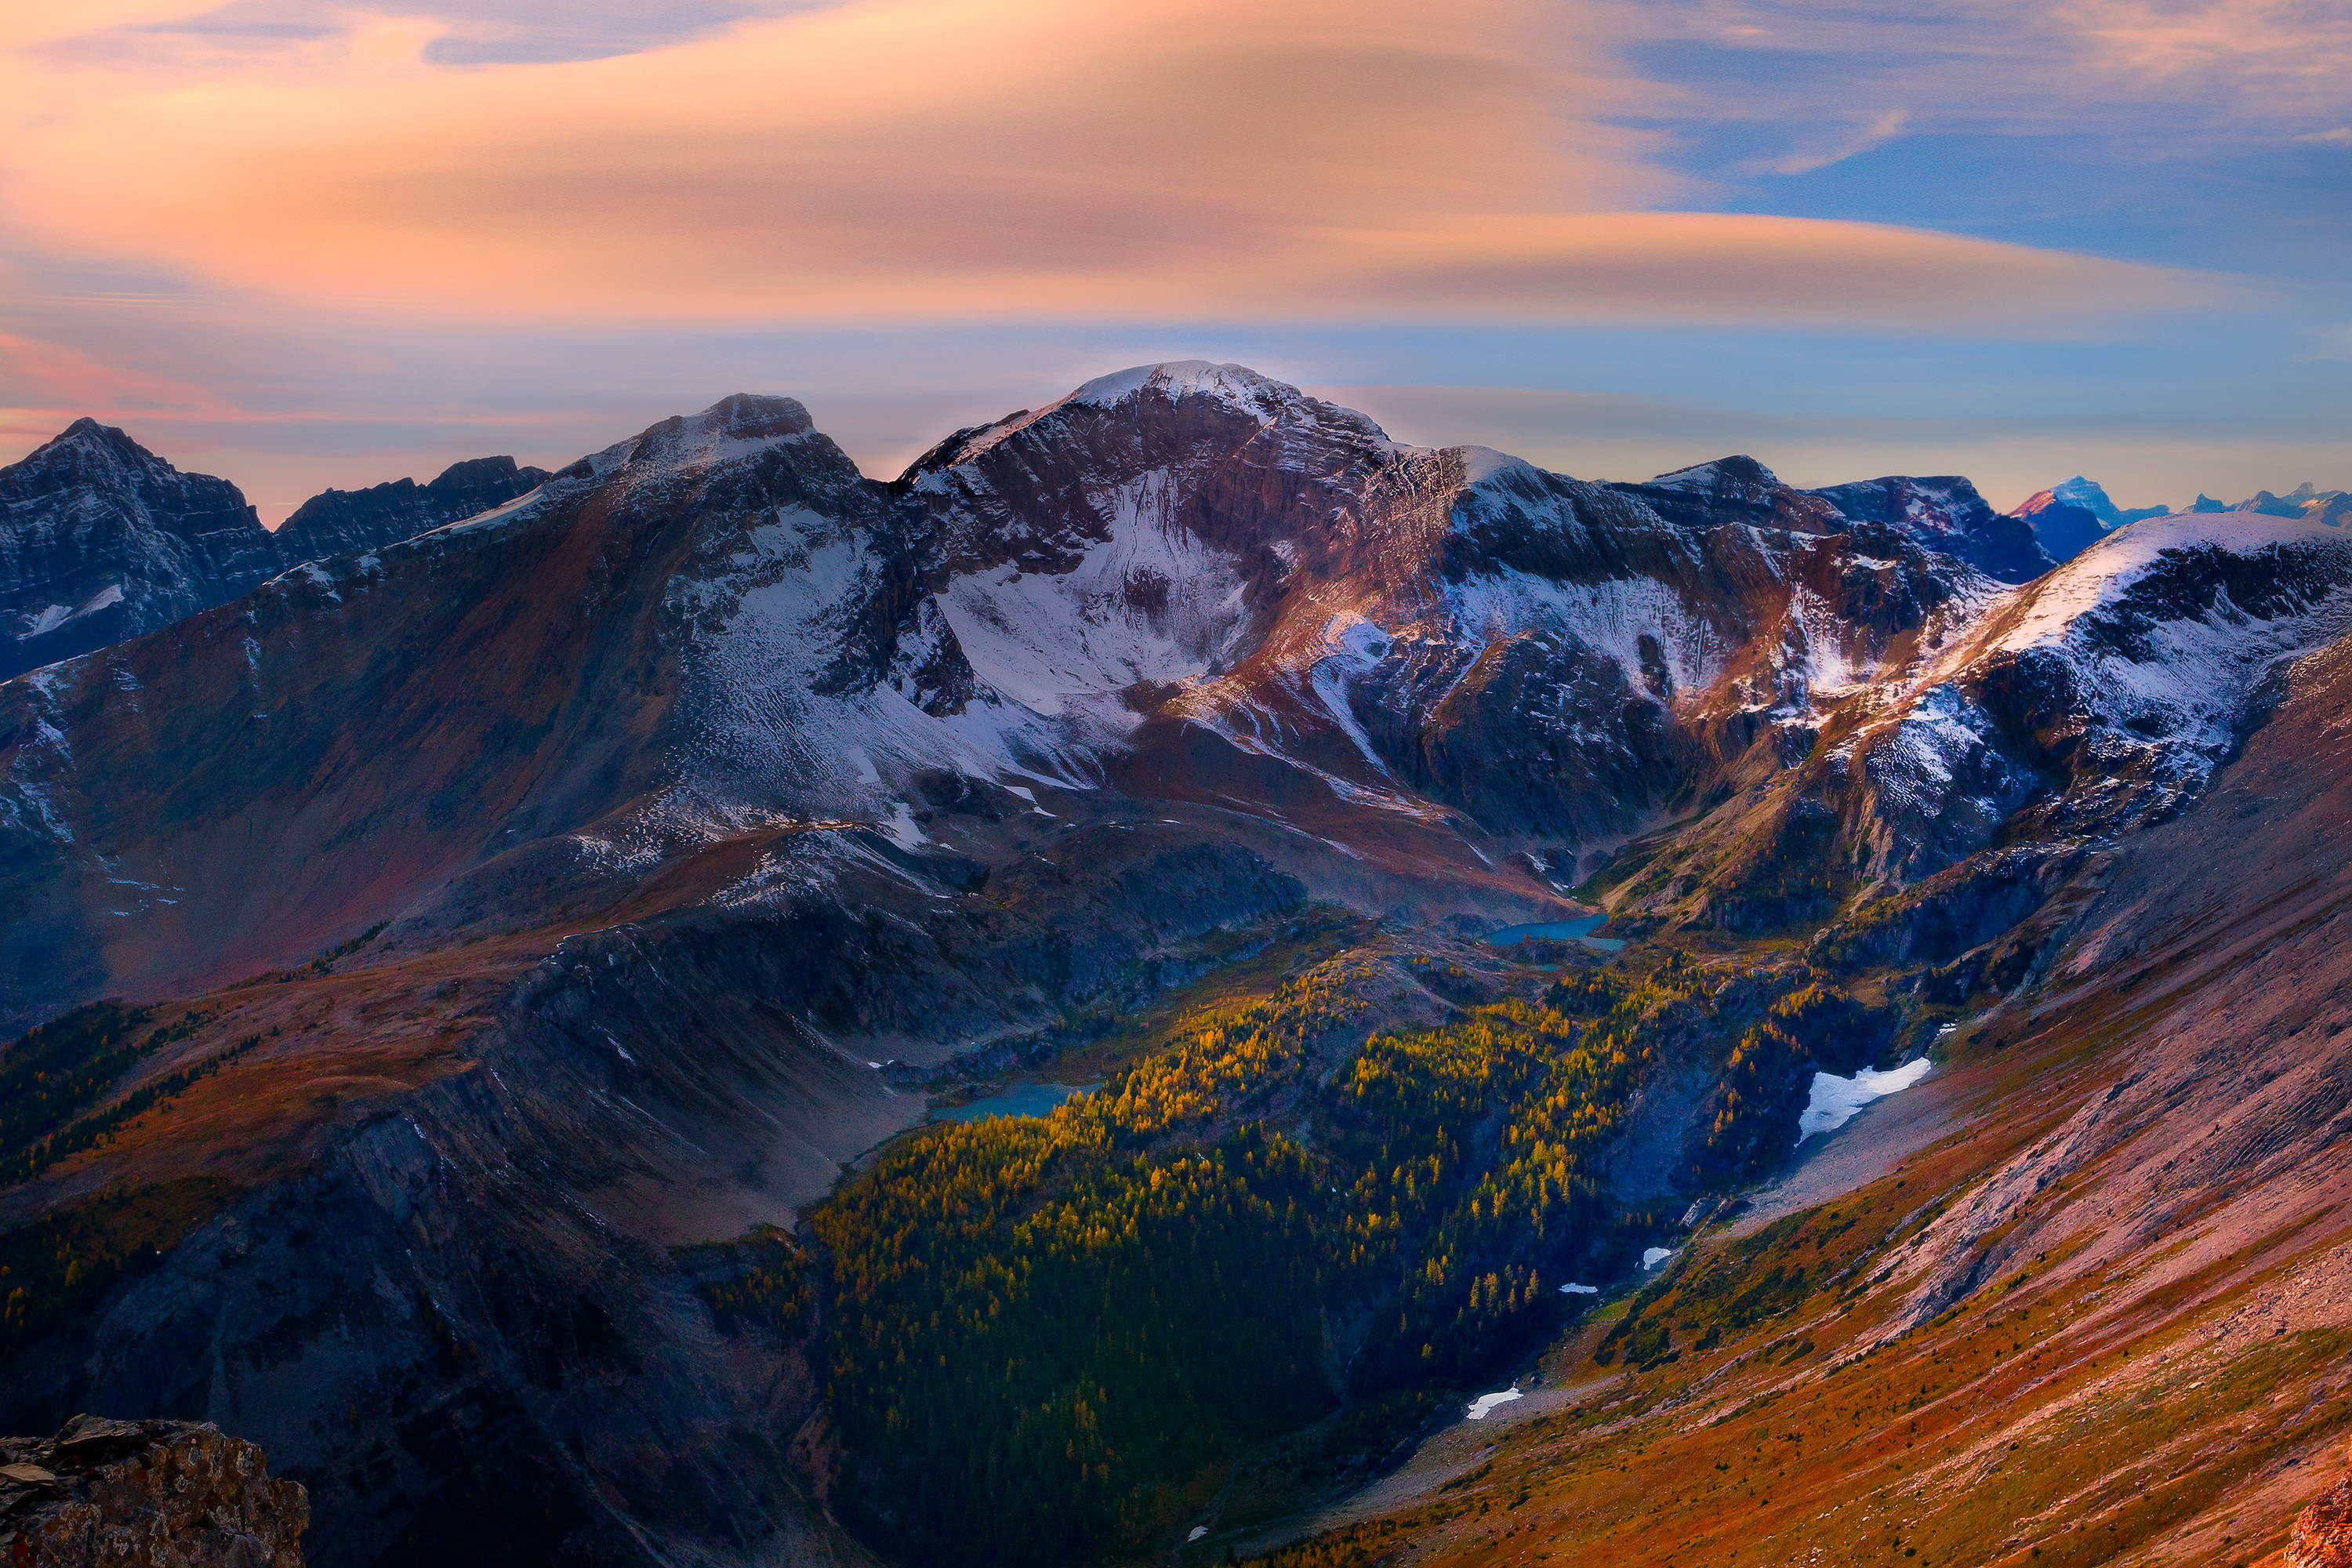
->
[1236,600,2352,1568]
[1,367,2027,1021]
[2010,486,2107,563]
[0,394,837,1016]
[1597,508,2352,952]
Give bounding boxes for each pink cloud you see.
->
[0,0,2225,329]
[0,328,247,427]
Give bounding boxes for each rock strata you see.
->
[2290,1443,2352,1568]
[0,1415,306,1566]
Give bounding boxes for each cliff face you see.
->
[0,426,546,683]
[1809,472,2053,583]
[0,422,275,681]
[0,1415,307,1566]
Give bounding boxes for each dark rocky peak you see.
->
[535,394,874,540]
[2009,487,2106,564]
[1646,452,1779,494]
[1610,454,1837,534]
[1807,473,2053,583]
[1,419,273,680]
[1439,451,1700,586]
[274,453,550,566]
[568,394,827,492]
[689,390,817,444]
[426,453,542,495]
[18,416,172,483]
[2187,493,2231,513]
[2,419,263,541]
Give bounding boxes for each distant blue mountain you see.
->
[2049,475,2169,529]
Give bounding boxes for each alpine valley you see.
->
[4,364,2351,1568]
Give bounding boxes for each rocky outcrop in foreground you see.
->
[2291,1443,2352,1568]
[0,1416,306,1566]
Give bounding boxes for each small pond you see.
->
[1484,914,1625,953]
[931,1082,1096,1123]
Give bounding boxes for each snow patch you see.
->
[1302,612,1397,778]
[1465,1387,1523,1421]
[19,582,124,637]
[1797,1058,1933,1143]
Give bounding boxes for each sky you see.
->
[1,0,2346,521]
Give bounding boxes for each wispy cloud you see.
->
[2,0,2330,526]
[1635,0,2352,150]
[2294,322,2352,362]
[1749,108,1909,176]
[2064,0,2352,107]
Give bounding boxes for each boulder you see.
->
[0,1415,305,1566]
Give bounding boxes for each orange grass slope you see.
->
[1241,630,2352,1567]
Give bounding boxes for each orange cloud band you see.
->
[1,0,2228,327]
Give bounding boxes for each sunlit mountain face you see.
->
[1,0,2347,1561]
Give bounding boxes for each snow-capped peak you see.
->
[615,393,815,470]
[926,362,1390,474]
[1060,361,1298,416]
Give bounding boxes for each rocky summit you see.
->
[2,363,2350,1568]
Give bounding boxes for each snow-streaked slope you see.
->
[1850,511,2352,877]
[938,473,1253,722]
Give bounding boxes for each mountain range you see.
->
[2,363,2348,1568]
[2005,473,2349,567]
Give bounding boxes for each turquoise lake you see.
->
[931,1082,1095,1122]
[1484,915,1625,953]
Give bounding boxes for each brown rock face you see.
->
[0,1415,306,1566]
[2291,1446,2352,1568]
